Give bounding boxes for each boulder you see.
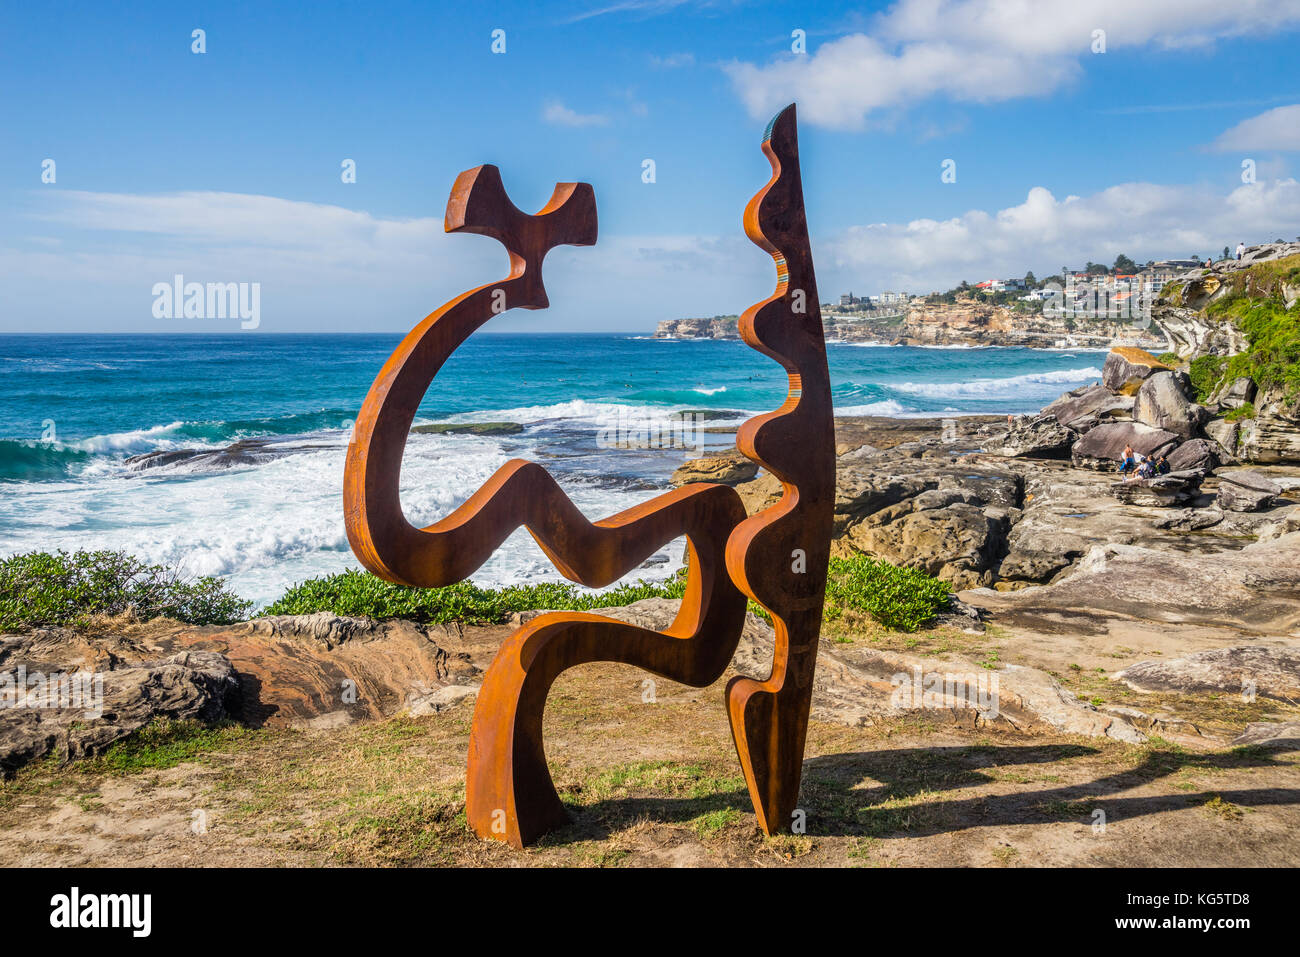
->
[841,493,1011,589]
[0,646,240,777]
[1236,404,1300,464]
[1070,421,1179,470]
[1216,470,1282,511]
[1111,469,1203,507]
[1212,376,1257,410]
[988,414,1076,458]
[1102,347,1169,395]
[1115,646,1300,702]
[670,452,758,487]
[1133,371,1209,440]
[1232,721,1300,751]
[1043,383,1134,427]
[1165,438,1223,474]
[970,532,1300,637]
[1204,417,1239,458]
[822,461,1021,534]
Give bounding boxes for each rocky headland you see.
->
[655,301,1167,350]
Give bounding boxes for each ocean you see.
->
[0,333,1104,606]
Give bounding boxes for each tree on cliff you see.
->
[1113,253,1137,274]
[1024,271,1038,288]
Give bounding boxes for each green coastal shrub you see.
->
[823,555,951,632]
[2,549,953,637]
[0,549,251,630]
[1195,258,1300,404]
[261,568,688,624]
[1188,354,1228,402]
[1218,299,1300,401]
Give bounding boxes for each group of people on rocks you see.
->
[1118,443,1171,480]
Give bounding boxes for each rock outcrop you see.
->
[1216,470,1282,511]
[1237,401,1300,464]
[841,490,1012,588]
[1154,242,1300,359]
[1115,646,1300,702]
[602,600,1146,741]
[1102,347,1169,394]
[655,300,1166,350]
[969,531,1300,636]
[1151,244,1300,464]
[1071,421,1179,470]
[0,635,240,777]
[1133,371,1209,440]
[1111,469,1203,507]
[1232,721,1300,749]
[670,452,759,486]
[989,414,1076,458]
[1043,383,1133,430]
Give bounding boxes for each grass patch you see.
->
[89,719,266,774]
[1199,795,1245,821]
[0,549,251,631]
[323,787,467,865]
[691,807,743,837]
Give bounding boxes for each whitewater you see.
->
[0,333,1107,606]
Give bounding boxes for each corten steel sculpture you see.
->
[342,103,833,847]
[342,164,748,848]
[724,104,835,835]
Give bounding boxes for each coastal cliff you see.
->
[1151,242,1300,463]
[655,300,1166,350]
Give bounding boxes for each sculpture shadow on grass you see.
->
[529,743,1300,845]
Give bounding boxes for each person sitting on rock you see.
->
[1119,444,1139,476]
[1137,457,1157,480]
[1154,454,1171,476]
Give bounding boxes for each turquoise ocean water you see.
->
[0,333,1104,605]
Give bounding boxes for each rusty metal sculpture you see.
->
[724,105,835,835]
[343,103,832,847]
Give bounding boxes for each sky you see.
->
[2,0,1300,333]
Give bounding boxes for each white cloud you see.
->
[0,190,768,332]
[820,178,1300,294]
[542,100,611,127]
[566,0,692,22]
[9,177,1299,333]
[1212,104,1300,152]
[726,0,1300,129]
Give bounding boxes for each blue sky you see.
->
[3,0,1300,332]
